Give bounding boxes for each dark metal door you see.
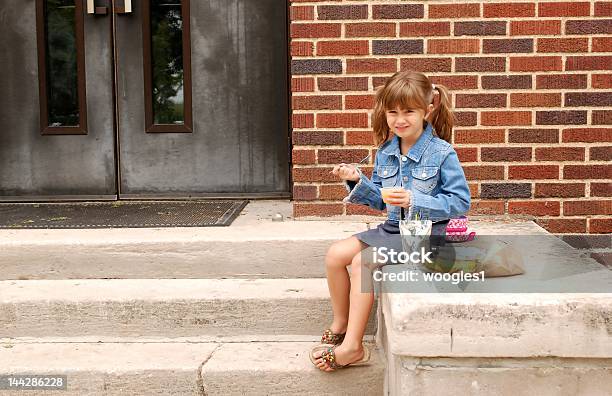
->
[115,0,290,198]
[0,0,289,200]
[0,0,117,200]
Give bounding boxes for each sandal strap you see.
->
[321,329,345,345]
[320,346,345,370]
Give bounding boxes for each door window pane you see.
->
[45,0,79,127]
[151,0,184,125]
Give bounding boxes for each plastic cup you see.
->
[380,186,404,203]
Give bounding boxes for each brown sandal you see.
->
[309,344,371,370]
[321,329,345,345]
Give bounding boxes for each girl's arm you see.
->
[343,160,386,211]
[410,149,471,222]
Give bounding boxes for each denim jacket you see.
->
[344,122,471,223]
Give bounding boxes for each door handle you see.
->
[86,0,108,15]
[114,0,133,14]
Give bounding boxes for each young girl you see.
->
[310,71,471,371]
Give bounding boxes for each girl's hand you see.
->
[385,189,412,208]
[332,163,360,182]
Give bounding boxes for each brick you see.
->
[293,185,317,201]
[510,93,561,107]
[292,77,314,92]
[565,93,612,107]
[593,110,612,125]
[537,38,588,53]
[346,23,395,38]
[463,166,505,181]
[590,218,612,233]
[509,129,559,143]
[291,41,313,57]
[429,75,479,90]
[372,40,423,55]
[429,4,480,19]
[481,183,532,199]
[593,37,612,53]
[592,74,612,89]
[345,95,375,110]
[317,41,369,56]
[400,22,450,37]
[483,39,533,53]
[292,59,342,75]
[400,58,452,72]
[316,113,369,128]
[318,77,368,91]
[318,149,369,164]
[566,20,612,35]
[292,113,314,128]
[484,3,535,18]
[292,167,337,183]
[346,130,374,146]
[469,183,479,198]
[595,2,612,17]
[428,39,480,54]
[346,203,385,216]
[481,111,532,126]
[373,4,424,19]
[292,130,343,146]
[347,59,397,74]
[455,147,478,163]
[318,5,367,20]
[510,56,562,71]
[590,146,612,161]
[319,184,347,200]
[591,183,612,197]
[468,201,506,216]
[536,74,587,89]
[454,129,505,144]
[538,2,591,17]
[455,21,507,36]
[291,23,341,38]
[294,203,343,217]
[536,218,587,233]
[536,111,587,125]
[372,77,391,89]
[290,6,314,21]
[482,75,531,90]
[508,201,560,216]
[562,128,612,143]
[455,57,506,72]
[535,147,585,161]
[455,112,478,127]
[509,165,559,179]
[535,183,585,198]
[564,165,612,180]
[481,147,532,162]
[566,56,612,71]
[511,20,561,36]
[456,94,507,108]
[292,95,342,110]
[564,200,612,216]
[292,149,316,165]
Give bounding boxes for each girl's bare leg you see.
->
[315,251,375,371]
[324,236,365,333]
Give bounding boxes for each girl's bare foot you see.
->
[313,343,365,372]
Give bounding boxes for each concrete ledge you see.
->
[0,341,384,396]
[0,279,376,338]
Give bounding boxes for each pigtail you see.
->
[429,84,455,143]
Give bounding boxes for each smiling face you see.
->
[385,104,433,143]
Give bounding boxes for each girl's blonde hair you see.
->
[372,71,455,146]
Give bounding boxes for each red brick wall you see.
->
[289,1,612,233]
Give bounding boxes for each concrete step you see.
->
[0,221,367,280]
[1,279,376,338]
[0,339,385,395]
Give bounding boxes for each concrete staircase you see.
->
[0,202,385,395]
